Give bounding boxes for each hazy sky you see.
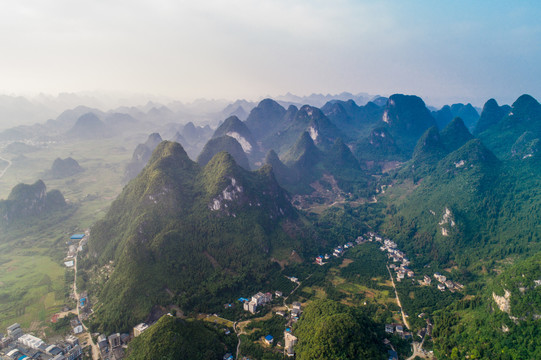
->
[1,0,540,106]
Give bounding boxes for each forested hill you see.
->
[83,141,315,333]
[0,180,66,227]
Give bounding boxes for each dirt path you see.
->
[386,265,410,329]
[0,155,12,178]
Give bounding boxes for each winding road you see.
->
[0,155,12,179]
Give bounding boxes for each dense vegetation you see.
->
[126,315,236,360]
[293,299,385,359]
[432,254,541,359]
[3,92,536,358]
[0,179,68,228]
[83,142,317,332]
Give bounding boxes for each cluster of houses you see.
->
[315,235,369,265]
[0,323,82,360]
[432,273,463,292]
[378,238,414,281]
[64,234,87,268]
[384,323,411,340]
[241,292,274,314]
[96,332,130,359]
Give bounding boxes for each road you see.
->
[386,265,410,330]
[73,231,100,360]
[0,155,12,179]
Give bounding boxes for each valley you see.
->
[0,92,539,360]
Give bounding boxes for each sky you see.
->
[1,0,540,107]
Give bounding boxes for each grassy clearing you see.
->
[201,314,235,328]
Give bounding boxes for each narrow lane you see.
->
[386,265,410,330]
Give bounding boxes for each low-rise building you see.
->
[97,334,108,351]
[108,333,121,349]
[284,331,297,357]
[134,323,149,337]
[19,333,45,350]
[65,344,82,360]
[438,284,446,291]
[6,323,23,340]
[264,335,274,345]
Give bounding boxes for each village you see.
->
[0,226,462,360]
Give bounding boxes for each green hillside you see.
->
[83,141,313,333]
[126,315,236,360]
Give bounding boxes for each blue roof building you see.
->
[264,335,274,344]
[70,234,85,240]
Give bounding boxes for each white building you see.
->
[134,323,149,337]
[19,333,45,350]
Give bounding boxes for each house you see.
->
[264,335,274,345]
[438,284,446,291]
[97,334,108,350]
[434,273,446,283]
[316,256,324,265]
[133,322,149,337]
[388,349,398,360]
[292,302,301,310]
[6,349,22,359]
[223,353,234,360]
[445,280,454,289]
[73,325,83,334]
[284,331,297,357]
[424,275,432,284]
[275,311,286,317]
[275,291,283,297]
[324,254,330,260]
[385,324,394,333]
[247,300,258,314]
[19,333,45,350]
[395,325,404,336]
[6,323,23,340]
[407,270,415,278]
[291,308,301,320]
[108,333,121,348]
[65,335,79,347]
[65,345,83,360]
[252,293,264,305]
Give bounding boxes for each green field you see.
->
[0,136,140,336]
[0,253,66,330]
